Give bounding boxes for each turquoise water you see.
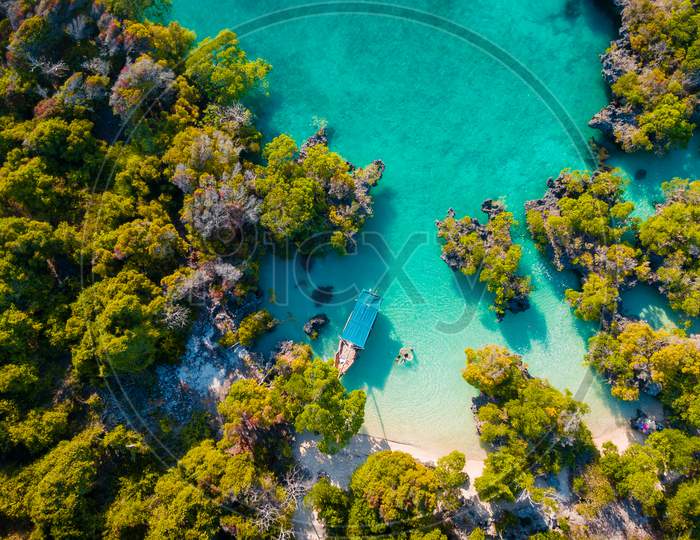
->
[172,1,698,458]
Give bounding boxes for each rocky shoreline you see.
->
[590,0,700,153]
[525,168,644,325]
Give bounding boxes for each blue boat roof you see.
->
[340,289,381,349]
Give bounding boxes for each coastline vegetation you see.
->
[463,343,700,538]
[0,0,377,537]
[586,318,700,428]
[305,449,467,539]
[592,0,700,153]
[638,178,700,317]
[0,0,699,539]
[463,346,594,504]
[437,201,531,320]
[526,168,646,323]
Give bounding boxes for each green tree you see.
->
[347,450,455,536]
[463,345,527,400]
[599,442,664,516]
[65,270,171,377]
[474,445,532,502]
[665,479,700,537]
[565,272,619,321]
[185,30,270,105]
[305,477,350,534]
[639,179,700,317]
[236,309,276,347]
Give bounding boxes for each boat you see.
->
[334,289,382,376]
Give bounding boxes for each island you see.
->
[436,200,531,319]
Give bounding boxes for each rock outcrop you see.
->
[303,313,329,339]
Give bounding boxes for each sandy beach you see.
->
[292,404,664,538]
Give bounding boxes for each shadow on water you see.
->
[531,253,599,342]
[485,302,549,354]
[563,0,582,20]
[435,269,489,335]
[580,0,619,29]
[363,182,399,236]
[546,0,616,39]
[621,283,700,333]
[342,314,401,392]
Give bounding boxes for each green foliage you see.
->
[435,450,469,510]
[219,343,366,454]
[179,410,214,451]
[103,0,172,20]
[103,473,158,540]
[586,320,700,426]
[138,438,297,538]
[599,441,664,516]
[0,425,151,539]
[305,477,350,533]
[475,444,533,502]
[572,463,616,518]
[463,345,527,401]
[0,2,382,539]
[647,428,700,476]
[633,93,694,152]
[564,272,619,321]
[464,345,593,503]
[65,270,175,377]
[185,30,270,105]
[0,217,72,314]
[307,450,466,538]
[603,0,700,153]
[437,206,531,318]
[526,169,641,321]
[348,451,441,535]
[236,309,276,347]
[146,470,222,539]
[575,429,700,533]
[665,478,700,536]
[123,20,196,67]
[256,134,382,252]
[639,179,700,316]
[4,402,71,455]
[467,529,486,540]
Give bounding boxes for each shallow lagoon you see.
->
[172,0,698,458]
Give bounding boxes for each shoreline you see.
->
[295,409,658,490]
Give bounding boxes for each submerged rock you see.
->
[480,198,505,219]
[303,313,329,339]
[634,168,647,180]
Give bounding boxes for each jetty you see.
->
[334,289,381,376]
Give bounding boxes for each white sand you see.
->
[294,432,437,489]
[592,398,665,452]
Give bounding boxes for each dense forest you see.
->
[0,0,699,539]
[0,0,380,537]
